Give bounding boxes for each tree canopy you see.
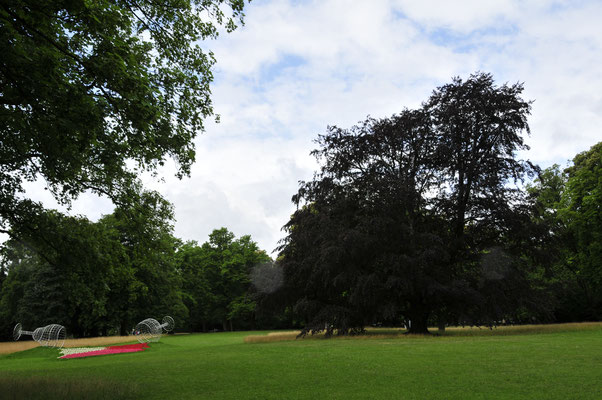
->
[0,185,187,337]
[528,142,602,321]
[562,142,602,317]
[176,228,272,332]
[0,0,246,233]
[0,210,275,338]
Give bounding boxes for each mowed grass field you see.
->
[1,323,601,400]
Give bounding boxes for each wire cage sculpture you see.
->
[13,323,66,348]
[134,316,174,343]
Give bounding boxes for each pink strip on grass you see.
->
[60,343,149,359]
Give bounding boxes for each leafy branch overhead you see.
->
[0,0,246,228]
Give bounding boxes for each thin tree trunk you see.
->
[438,319,446,333]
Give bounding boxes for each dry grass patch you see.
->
[244,331,301,343]
[364,322,602,337]
[267,331,300,336]
[0,341,39,355]
[441,321,602,336]
[0,336,137,355]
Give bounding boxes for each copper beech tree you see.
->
[279,73,543,335]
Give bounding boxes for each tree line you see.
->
[0,183,284,339]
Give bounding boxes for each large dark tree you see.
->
[427,74,534,240]
[280,73,541,335]
[424,73,540,331]
[0,0,246,234]
[279,110,445,336]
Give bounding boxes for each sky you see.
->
[16,0,602,255]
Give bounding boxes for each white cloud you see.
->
[392,0,519,32]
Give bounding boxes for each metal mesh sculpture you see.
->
[134,316,174,343]
[13,323,66,348]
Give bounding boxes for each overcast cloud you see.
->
[14,0,602,254]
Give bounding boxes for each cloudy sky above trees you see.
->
[20,0,602,253]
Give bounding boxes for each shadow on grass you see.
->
[0,376,139,400]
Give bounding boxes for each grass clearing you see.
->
[1,323,601,399]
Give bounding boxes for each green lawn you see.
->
[1,325,601,399]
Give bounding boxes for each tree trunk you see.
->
[407,307,430,334]
[229,319,233,332]
[438,319,446,333]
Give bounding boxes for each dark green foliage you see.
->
[279,72,544,335]
[98,184,187,335]
[176,241,215,332]
[0,187,188,339]
[0,207,127,337]
[0,197,273,338]
[176,228,273,331]
[562,142,602,319]
[529,143,602,321]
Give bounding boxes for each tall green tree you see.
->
[526,165,571,317]
[176,240,215,332]
[550,143,602,320]
[562,142,602,319]
[0,186,187,338]
[528,143,602,321]
[176,228,271,331]
[0,207,126,338]
[0,0,246,234]
[100,184,187,335]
